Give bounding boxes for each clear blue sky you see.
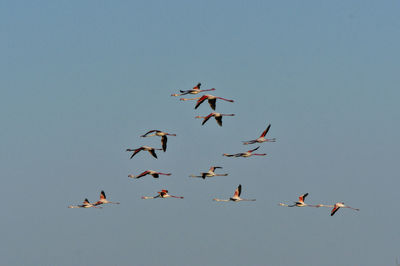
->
[1,1,399,265]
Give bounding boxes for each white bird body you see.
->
[126,145,162,159]
[330,202,359,216]
[68,198,102,209]
[180,94,234,110]
[243,124,276,145]
[129,170,171,179]
[93,191,120,206]
[223,146,266,158]
[195,112,235,126]
[190,166,228,179]
[171,83,216,96]
[213,184,255,202]
[141,189,184,199]
[140,130,176,152]
[279,193,320,208]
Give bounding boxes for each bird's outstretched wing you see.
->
[260,124,271,137]
[202,113,214,125]
[195,95,208,109]
[161,136,168,152]
[215,116,223,126]
[208,98,217,110]
[141,130,159,137]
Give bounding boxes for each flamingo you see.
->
[93,191,120,206]
[128,170,171,179]
[68,198,102,209]
[223,146,266,158]
[126,145,162,159]
[330,202,359,216]
[278,193,320,207]
[213,184,256,202]
[171,83,216,96]
[180,94,234,110]
[195,112,235,126]
[141,189,184,199]
[190,166,228,179]
[140,130,176,152]
[243,124,276,145]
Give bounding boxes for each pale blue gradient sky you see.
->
[1,1,400,265]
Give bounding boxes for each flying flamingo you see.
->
[93,191,120,206]
[243,124,276,145]
[190,166,228,179]
[213,184,256,202]
[128,170,171,179]
[171,83,216,96]
[195,112,235,126]
[180,94,234,110]
[140,130,176,152]
[68,198,102,209]
[278,193,320,207]
[330,202,359,216]
[141,189,184,199]
[223,146,266,158]
[126,145,162,159]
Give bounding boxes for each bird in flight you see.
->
[140,130,176,152]
[195,112,235,126]
[93,190,120,206]
[141,189,184,199]
[213,184,256,202]
[243,124,276,145]
[180,94,234,110]
[190,166,228,179]
[330,202,360,216]
[128,170,171,179]
[278,193,320,207]
[126,145,162,159]
[223,146,266,158]
[171,83,216,96]
[68,198,102,209]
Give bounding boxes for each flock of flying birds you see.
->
[68,82,359,216]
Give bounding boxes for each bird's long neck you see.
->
[201,88,216,92]
[216,97,234,102]
[141,196,158,199]
[170,195,184,199]
[180,97,201,101]
[213,198,229,202]
[158,173,171,176]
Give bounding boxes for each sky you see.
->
[1,1,400,265]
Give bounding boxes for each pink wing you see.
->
[233,184,242,197]
[136,170,150,178]
[202,113,215,125]
[260,124,271,137]
[331,205,340,216]
[100,191,106,200]
[298,193,308,203]
[195,95,208,109]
